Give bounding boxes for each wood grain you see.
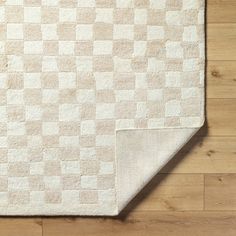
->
[207,99,236,136]
[208,0,236,23]
[130,174,204,211]
[43,212,236,236]
[207,61,236,98]
[207,24,236,60]
[205,174,236,210]
[0,219,42,236]
[161,136,236,173]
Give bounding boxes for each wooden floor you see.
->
[1,1,236,235]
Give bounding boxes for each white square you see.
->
[24,73,41,88]
[0,7,5,22]
[44,176,61,190]
[78,0,95,7]
[183,26,198,42]
[95,72,113,90]
[98,190,115,202]
[42,122,59,135]
[99,162,114,175]
[115,90,134,102]
[59,8,76,22]
[0,42,5,54]
[25,106,42,121]
[76,57,93,72]
[8,149,28,162]
[148,58,165,72]
[62,190,80,204]
[166,11,181,25]
[183,0,198,9]
[116,0,134,8]
[80,120,95,135]
[8,122,25,136]
[165,72,181,87]
[166,41,183,59]
[165,100,181,117]
[135,73,147,89]
[147,26,164,40]
[0,74,7,88]
[27,136,42,148]
[96,104,115,119]
[116,119,135,129]
[59,72,76,89]
[0,193,7,206]
[59,41,75,55]
[61,161,80,174]
[183,59,199,71]
[93,41,112,55]
[134,9,147,24]
[81,176,97,189]
[114,58,132,72]
[150,0,166,9]
[24,7,41,23]
[30,162,44,175]
[96,9,113,23]
[80,148,96,160]
[24,41,43,55]
[8,55,23,72]
[43,148,59,161]
[7,90,24,104]
[134,41,147,56]
[42,89,59,103]
[181,88,199,99]
[6,0,23,5]
[148,118,165,128]
[0,138,7,148]
[42,0,58,6]
[77,89,95,103]
[136,102,147,118]
[41,24,58,40]
[7,24,23,39]
[0,106,6,122]
[96,135,115,146]
[147,89,163,101]
[114,25,134,40]
[42,56,58,72]
[8,177,29,190]
[59,104,80,121]
[30,191,44,204]
[76,25,93,40]
[59,136,79,147]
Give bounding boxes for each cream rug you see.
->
[0,0,205,215]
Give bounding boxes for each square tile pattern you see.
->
[0,0,204,214]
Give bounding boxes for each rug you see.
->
[0,0,205,215]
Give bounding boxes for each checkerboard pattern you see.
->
[0,0,204,215]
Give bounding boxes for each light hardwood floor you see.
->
[1,1,236,235]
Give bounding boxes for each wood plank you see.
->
[208,0,236,23]
[128,174,204,212]
[207,23,236,60]
[0,219,42,236]
[207,61,236,98]
[205,174,236,210]
[43,212,236,236]
[160,136,236,174]
[207,99,236,136]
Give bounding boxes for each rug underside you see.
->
[0,0,205,215]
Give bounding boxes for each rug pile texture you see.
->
[0,0,205,215]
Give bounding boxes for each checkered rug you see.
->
[0,0,205,215]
